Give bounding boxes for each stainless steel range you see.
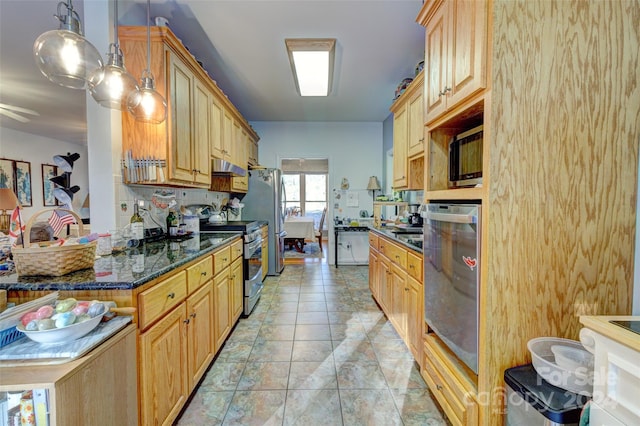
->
[200,220,265,315]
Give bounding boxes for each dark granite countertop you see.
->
[0,232,242,292]
[368,226,423,253]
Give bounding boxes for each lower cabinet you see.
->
[186,282,215,390]
[213,266,232,352]
[138,238,243,425]
[231,257,244,322]
[369,231,423,365]
[422,334,478,426]
[139,303,189,426]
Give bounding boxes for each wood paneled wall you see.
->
[481,0,639,423]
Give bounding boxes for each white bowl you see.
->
[17,314,103,344]
[551,344,594,374]
[527,337,594,395]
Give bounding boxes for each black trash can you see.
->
[504,364,589,425]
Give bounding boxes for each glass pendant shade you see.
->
[33,1,103,90]
[128,74,167,124]
[89,44,139,110]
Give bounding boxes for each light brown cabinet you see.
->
[139,303,189,425]
[417,0,639,424]
[186,282,215,390]
[421,0,486,124]
[0,325,138,426]
[390,71,425,190]
[369,231,423,363]
[119,26,258,189]
[168,53,211,185]
[230,257,244,322]
[213,267,231,349]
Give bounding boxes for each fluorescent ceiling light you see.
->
[285,38,336,96]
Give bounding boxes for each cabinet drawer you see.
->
[381,240,407,269]
[186,255,213,294]
[407,251,423,282]
[422,335,478,426]
[139,271,187,330]
[368,232,379,250]
[230,238,243,260]
[213,246,231,274]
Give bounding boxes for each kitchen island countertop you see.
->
[0,232,242,292]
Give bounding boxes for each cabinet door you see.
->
[390,263,407,338]
[139,304,188,426]
[424,2,448,122]
[408,87,425,158]
[448,0,486,109]
[210,97,224,158]
[230,257,244,322]
[193,79,211,184]
[369,248,379,300]
[378,254,391,313]
[222,109,234,162]
[169,52,195,182]
[392,105,408,188]
[187,283,214,391]
[406,275,423,362]
[213,268,231,349]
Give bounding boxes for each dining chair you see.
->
[315,206,327,252]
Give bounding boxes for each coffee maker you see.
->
[408,204,423,227]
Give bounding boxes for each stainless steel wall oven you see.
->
[422,203,481,374]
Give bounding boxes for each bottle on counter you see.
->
[129,201,144,246]
[166,209,178,237]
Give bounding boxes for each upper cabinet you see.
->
[390,70,425,190]
[119,26,259,189]
[419,0,487,124]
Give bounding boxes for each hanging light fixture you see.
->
[88,0,139,110]
[127,0,167,124]
[33,0,103,89]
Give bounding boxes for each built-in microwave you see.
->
[449,125,483,188]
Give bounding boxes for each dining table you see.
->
[283,216,316,252]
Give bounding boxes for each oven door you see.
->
[423,203,481,374]
[244,234,263,315]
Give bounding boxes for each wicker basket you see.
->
[12,208,96,277]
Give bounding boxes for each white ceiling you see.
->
[0,0,425,146]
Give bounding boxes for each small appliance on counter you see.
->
[407,204,423,227]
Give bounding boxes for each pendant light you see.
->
[88,0,139,110]
[33,0,103,90]
[127,0,167,124]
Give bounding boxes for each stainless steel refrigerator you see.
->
[240,168,286,275]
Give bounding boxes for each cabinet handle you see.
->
[409,264,414,269]
[183,318,190,324]
[190,313,196,318]
[436,384,443,391]
[201,271,207,276]
[444,86,451,93]
[167,292,175,299]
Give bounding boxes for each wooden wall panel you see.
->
[481,0,640,424]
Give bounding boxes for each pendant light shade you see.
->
[33,0,103,90]
[128,72,167,124]
[88,0,139,110]
[128,0,167,124]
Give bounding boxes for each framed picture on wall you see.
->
[42,164,59,207]
[15,160,32,207]
[0,158,14,190]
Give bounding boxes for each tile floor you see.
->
[176,263,447,426]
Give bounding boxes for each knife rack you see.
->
[122,151,167,184]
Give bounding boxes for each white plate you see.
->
[17,314,103,344]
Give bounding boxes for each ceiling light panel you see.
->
[285,38,336,97]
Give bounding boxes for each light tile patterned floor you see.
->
[176,264,447,426]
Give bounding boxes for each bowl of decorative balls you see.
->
[17,298,108,344]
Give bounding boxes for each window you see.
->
[282,158,328,230]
